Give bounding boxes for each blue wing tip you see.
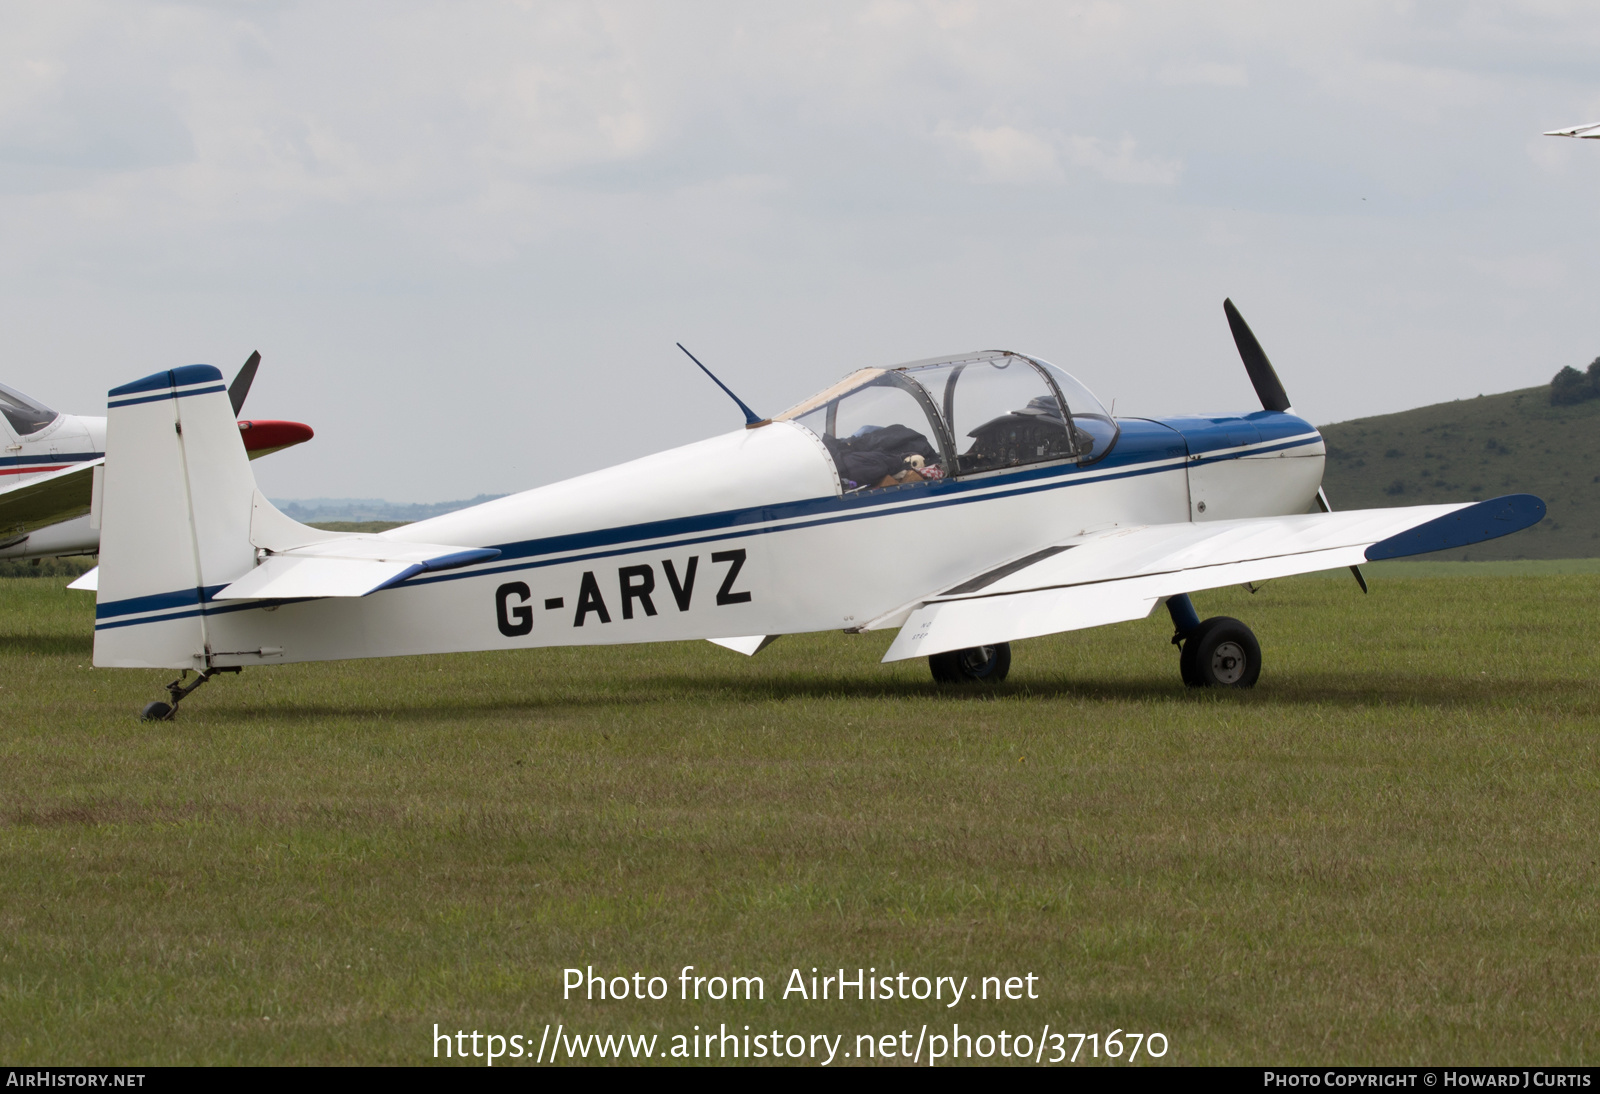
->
[1365,493,1546,562]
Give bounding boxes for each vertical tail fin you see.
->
[93,366,259,668]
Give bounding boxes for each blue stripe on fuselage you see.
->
[0,451,103,468]
[1152,410,1315,456]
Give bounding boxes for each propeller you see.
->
[1223,299,1291,413]
[1223,299,1366,593]
[228,350,261,416]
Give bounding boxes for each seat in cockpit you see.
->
[825,423,940,489]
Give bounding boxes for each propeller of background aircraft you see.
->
[1224,297,1367,593]
[229,351,261,416]
[228,350,314,457]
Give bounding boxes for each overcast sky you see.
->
[3,1,1600,501]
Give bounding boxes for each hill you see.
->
[1319,386,1600,560]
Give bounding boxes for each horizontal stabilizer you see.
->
[67,566,98,591]
[215,539,500,600]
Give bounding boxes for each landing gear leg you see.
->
[1167,594,1261,689]
[139,666,241,721]
[1166,593,1201,645]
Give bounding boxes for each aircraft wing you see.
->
[875,495,1544,662]
[0,459,99,545]
[1544,122,1600,138]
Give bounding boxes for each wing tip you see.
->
[1364,493,1545,561]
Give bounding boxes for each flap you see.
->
[215,538,500,600]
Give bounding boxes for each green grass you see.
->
[2,573,1598,1066]
[1320,385,1600,560]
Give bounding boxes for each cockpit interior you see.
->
[777,352,1118,493]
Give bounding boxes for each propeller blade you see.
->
[228,351,261,416]
[1315,486,1368,593]
[1223,299,1292,413]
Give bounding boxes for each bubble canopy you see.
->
[776,352,1118,493]
[0,382,59,437]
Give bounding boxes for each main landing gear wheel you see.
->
[1179,616,1261,689]
[929,642,1011,684]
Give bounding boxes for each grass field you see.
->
[1,570,1597,1066]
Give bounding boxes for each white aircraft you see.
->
[87,302,1544,719]
[1545,123,1600,138]
[0,353,311,563]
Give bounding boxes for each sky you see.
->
[3,1,1600,502]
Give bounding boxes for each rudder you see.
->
[93,366,259,668]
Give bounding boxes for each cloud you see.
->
[938,123,1063,183]
[1063,134,1183,186]
[938,124,1180,187]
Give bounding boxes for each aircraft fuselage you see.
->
[94,407,1323,668]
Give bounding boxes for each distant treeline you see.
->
[271,495,508,522]
[1550,360,1600,405]
[0,556,95,578]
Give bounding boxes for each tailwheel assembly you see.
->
[139,666,241,721]
[928,642,1011,684]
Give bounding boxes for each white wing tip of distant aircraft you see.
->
[1544,122,1600,138]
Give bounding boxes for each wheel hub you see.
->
[1210,641,1246,685]
[960,646,995,676]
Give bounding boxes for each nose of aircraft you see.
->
[237,419,314,458]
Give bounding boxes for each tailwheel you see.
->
[135,666,241,721]
[929,642,1011,684]
[1178,616,1261,689]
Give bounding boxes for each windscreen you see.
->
[0,383,58,436]
[1032,359,1118,460]
[902,355,1073,475]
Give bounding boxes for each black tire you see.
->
[1178,616,1260,689]
[139,701,173,722]
[929,642,1011,684]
